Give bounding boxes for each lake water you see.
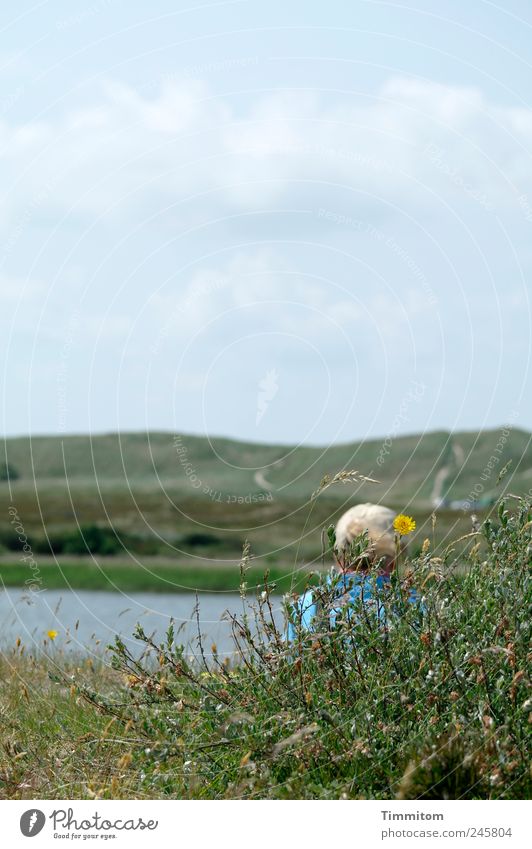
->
[0,587,284,660]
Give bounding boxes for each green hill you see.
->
[1,428,530,579]
[2,427,531,504]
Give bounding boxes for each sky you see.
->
[2,0,532,445]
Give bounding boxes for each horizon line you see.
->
[2,422,529,450]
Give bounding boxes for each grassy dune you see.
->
[3,428,532,504]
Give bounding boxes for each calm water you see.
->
[0,587,283,659]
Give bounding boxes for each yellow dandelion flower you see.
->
[47,629,58,641]
[393,514,416,536]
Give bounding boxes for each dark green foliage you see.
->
[180,532,222,547]
[0,461,19,481]
[179,531,244,552]
[0,530,25,551]
[44,525,122,555]
[33,524,160,556]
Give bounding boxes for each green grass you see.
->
[0,652,138,799]
[1,496,530,800]
[0,557,309,594]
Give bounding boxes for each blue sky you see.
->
[2,0,531,444]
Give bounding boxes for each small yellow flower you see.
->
[47,629,58,641]
[393,514,416,536]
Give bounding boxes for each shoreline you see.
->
[0,556,313,594]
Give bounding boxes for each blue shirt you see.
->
[287,571,422,640]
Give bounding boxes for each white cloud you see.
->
[3,74,530,439]
[2,75,532,233]
[144,249,429,365]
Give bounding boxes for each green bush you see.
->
[31,525,162,556]
[69,496,531,799]
[62,525,123,555]
[179,531,244,553]
[0,530,24,552]
[0,461,19,481]
[180,532,222,547]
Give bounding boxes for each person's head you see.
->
[334,502,407,575]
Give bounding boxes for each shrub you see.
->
[68,496,531,799]
[32,525,162,556]
[33,525,124,556]
[180,532,222,548]
[0,530,25,551]
[0,461,19,481]
[64,525,124,555]
[179,532,244,553]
